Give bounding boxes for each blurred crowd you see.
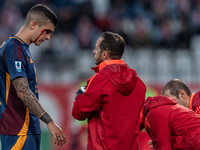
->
[1,0,200,84]
[1,0,200,53]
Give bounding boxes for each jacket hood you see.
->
[143,96,177,117]
[100,64,138,95]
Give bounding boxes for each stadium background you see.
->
[1,0,200,149]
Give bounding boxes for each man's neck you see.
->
[15,26,31,45]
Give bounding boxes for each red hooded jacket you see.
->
[143,96,200,150]
[189,91,200,114]
[72,60,146,150]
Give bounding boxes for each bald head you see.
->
[162,79,191,108]
[162,79,191,98]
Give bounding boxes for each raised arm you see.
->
[12,77,66,147]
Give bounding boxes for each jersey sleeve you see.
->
[4,41,27,81]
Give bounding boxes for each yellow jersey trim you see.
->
[6,73,11,105]
[17,108,30,135]
[10,36,24,44]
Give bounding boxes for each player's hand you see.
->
[75,86,86,100]
[47,120,67,147]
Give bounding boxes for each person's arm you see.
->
[146,108,172,150]
[72,75,103,120]
[12,77,66,147]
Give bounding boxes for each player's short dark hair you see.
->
[100,31,125,59]
[25,4,57,27]
[162,79,192,98]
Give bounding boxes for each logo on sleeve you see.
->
[15,61,22,72]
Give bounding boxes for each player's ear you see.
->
[30,21,38,30]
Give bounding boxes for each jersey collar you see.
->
[9,35,29,48]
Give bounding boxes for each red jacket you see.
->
[72,60,146,150]
[143,96,200,150]
[189,91,200,114]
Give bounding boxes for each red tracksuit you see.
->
[72,59,146,150]
[144,96,200,150]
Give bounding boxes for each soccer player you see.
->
[143,95,200,149]
[162,78,200,114]
[72,31,146,150]
[0,4,66,149]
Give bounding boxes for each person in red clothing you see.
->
[147,78,200,148]
[162,78,200,114]
[144,95,200,149]
[72,31,146,150]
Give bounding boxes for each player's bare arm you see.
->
[12,77,46,118]
[12,77,67,147]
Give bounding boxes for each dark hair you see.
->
[25,4,57,27]
[161,79,191,98]
[100,31,125,59]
